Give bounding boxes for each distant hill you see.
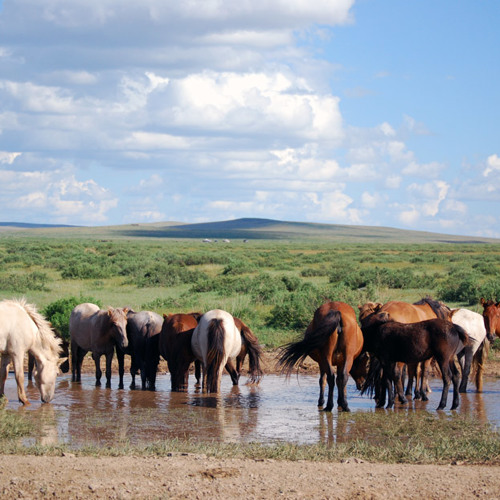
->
[1,217,495,244]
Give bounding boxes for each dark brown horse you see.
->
[481,298,500,342]
[159,312,201,392]
[277,301,366,412]
[359,297,451,400]
[361,313,468,410]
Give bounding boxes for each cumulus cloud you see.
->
[484,154,500,176]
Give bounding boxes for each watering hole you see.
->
[5,373,500,449]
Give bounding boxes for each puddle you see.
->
[4,373,500,448]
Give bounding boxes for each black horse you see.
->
[361,312,468,410]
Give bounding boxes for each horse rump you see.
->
[277,309,342,377]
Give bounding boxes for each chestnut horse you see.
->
[481,298,500,342]
[361,313,468,410]
[191,309,242,393]
[277,301,366,412]
[70,303,129,388]
[359,297,451,400]
[159,312,201,391]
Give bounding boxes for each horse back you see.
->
[380,301,433,322]
[159,313,198,363]
[0,300,38,353]
[69,303,102,351]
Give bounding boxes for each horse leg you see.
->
[71,339,79,382]
[384,365,395,409]
[337,359,353,412]
[92,352,102,387]
[194,360,201,387]
[129,354,137,390]
[393,363,407,405]
[0,355,11,401]
[116,349,125,390]
[225,359,239,385]
[450,360,461,410]
[459,344,473,393]
[11,355,30,405]
[76,347,86,383]
[436,359,451,410]
[105,352,113,389]
[28,353,35,383]
[322,362,335,412]
[404,362,415,398]
[317,370,326,408]
[419,360,429,402]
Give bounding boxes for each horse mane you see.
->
[206,318,226,392]
[413,296,451,320]
[14,298,62,361]
[237,319,263,384]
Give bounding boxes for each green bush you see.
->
[0,271,49,292]
[42,296,102,341]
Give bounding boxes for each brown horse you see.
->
[361,313,468,410]
[159,312,201,391]
[70,303,129,389]
[359,297,451,400]
[481,298,500,342]
[277,301,366,412]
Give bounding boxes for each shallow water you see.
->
[4,372,500,448]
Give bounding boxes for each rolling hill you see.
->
[0,218,497,244]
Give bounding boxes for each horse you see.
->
[159,312,201,391]
[28,336,69,382]
[361,313,468,410]
[358,297,451,400]
[70,303,129,389]
[121,310,163,391]
[450,308,489,393]
[198,317,264,386]
[0,298,62,405]
[277,301,366,412]
[191,309,242,393]
[481,298,500,342]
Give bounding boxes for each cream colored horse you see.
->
[0,299,62,405]
[191,309,241,393]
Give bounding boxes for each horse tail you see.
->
[206,318,226,392]
[277,310,342,377]
[18,298,62,359]
[360,355,383,398]
[473,339,489,392]
[240,323,264,384]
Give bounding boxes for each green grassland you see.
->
[1,223,499,347]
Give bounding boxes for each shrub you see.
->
[0,271,49,292]
[42,296,101,341]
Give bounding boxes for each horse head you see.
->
[358,302,383,326]
[33,356,59,403]
[481,298,500,342]
[108,307,129,350]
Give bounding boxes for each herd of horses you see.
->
[0,296,499,413]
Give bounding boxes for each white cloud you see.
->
[0,151,22,164]
[484,154,500,176]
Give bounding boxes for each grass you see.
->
[1,410,498,464]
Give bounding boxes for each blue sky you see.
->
[0,1,499,237]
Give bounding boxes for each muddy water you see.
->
[4,373,500,448]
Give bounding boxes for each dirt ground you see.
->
[1,350,499,499]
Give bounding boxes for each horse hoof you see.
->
[323,406,333,412]
[106,383,112,389]
[118,384,124,390]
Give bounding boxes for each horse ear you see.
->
[163,313,169,319]
[123,307,129,314]
[107,308,113,316]
[480,298,486,306]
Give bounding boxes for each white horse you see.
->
[191,309,242,393]
[450,308,488,393]
[0,299,62,405]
